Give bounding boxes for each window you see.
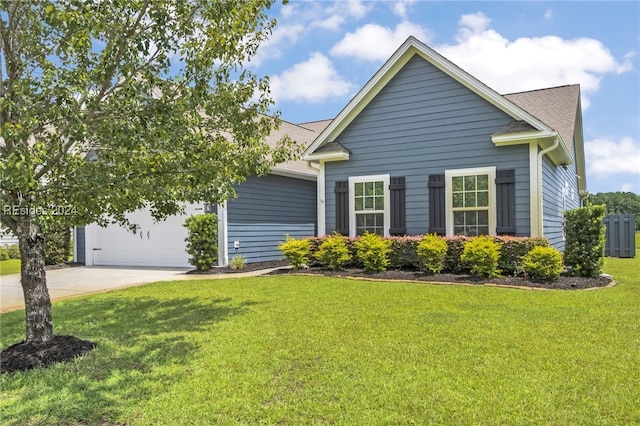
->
[349,175,390,236]
[446,167,495,236]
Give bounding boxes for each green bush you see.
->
[564,204,606,277]
[444,236,470,273]
[460,235,502,278]
[0,246,8,261]
[416,234,448,273]
[44,224,71,265]
[229,254,247,270]
[522,246,564,281]
[354,232,392,272]
[387,236,421,270]
[498,236,550,275]
[184,213,218,271]
[315,233,352,270]
[278,236,311,269]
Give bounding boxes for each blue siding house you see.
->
[303,37,587,251]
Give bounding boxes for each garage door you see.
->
[89,204,204,268]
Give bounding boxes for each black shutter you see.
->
[495,169,516,235]
[389,176,406,235]
[334,180,349,235]
[428,174,446,235]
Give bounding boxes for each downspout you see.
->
[536,135,560,237]
[307,160,323,236]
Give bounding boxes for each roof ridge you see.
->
[503,84,579,96]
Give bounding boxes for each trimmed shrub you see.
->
[522,246,563,281]
[564,204,606,277]
[444,236,471,273]
[355,232,392,272]
[5,244,20,259]
[460,235,502,277]
[44,224,71,265]
[278,236,312,269]
[416,234,448,273]
[387,236,421,270]
[315,232,352,270]
[498,236,550,275]
[0,246,8,261]
[184,213,218,271]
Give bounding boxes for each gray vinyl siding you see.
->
[324,54,531,236]
[541,143,581,250]
[227,174,316,263]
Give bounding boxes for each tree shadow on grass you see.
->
[1,294,259,425]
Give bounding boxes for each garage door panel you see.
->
[90,204,202,268]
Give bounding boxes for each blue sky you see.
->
[246,1,640,195]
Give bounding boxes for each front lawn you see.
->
[1,256,639,424]
[0,259,20,275]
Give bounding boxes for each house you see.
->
[303,36,587,250]
[75,119,330,268]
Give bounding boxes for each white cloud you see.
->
[392,0,416,19]
[311,14,346,31]
[544,8,553,21]
[330,21,430,61]
[436,12,633,108]
[270,52,356,103]
[585,137,640,177]
[345,0,373,19]
[620,183,635,192]
[250,24,305,67]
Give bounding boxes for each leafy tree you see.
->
[588,192,640,230]
[0,0,296,344]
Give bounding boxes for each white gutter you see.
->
[535,135,560,237]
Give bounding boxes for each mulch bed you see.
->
[1,335,96,374]
[268,265,613,291]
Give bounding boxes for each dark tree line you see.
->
[587,192,640,230]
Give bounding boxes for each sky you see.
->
[244,0,640,195]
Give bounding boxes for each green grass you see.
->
[1,247,639,424]
[0,259,20,275]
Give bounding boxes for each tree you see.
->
[589,192,640,230]
[0,0,296,345]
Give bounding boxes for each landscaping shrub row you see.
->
[281,233,559,279]
[0,244,20,261]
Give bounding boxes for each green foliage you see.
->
[229,255,247,270]
[387,236,421,270]
[354,232,392,272]
[444,236,471,273]
[522,246,564,281]
[416,234,448,273]
[589,192,640,230]
[315,233,352,270]
[564,204,606,277]
[460,235,502,277]
[43,224,71,265]
[278,236,311,269]
[0,244,20,260]
[497,236,550,275]
[184,214,218,271]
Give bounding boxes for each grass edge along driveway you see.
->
[1,254,639,425]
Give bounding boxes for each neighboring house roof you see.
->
[268,118,331,179]
[303,36,578,170]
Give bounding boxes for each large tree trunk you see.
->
[18,219,54,343]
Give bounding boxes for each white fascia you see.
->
[303,151,350,162]
[270,167,318,182]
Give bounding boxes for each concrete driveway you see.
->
[1,266,193,312]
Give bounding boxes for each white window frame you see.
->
[445,166,496,237]
[348,174,390,237]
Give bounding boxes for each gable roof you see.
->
[303,36,574,166]
[504,84,581,153]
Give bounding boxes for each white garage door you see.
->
[88,204,204,268]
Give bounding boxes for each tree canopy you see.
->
[1,0,294,343]
[588,192,640,230]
